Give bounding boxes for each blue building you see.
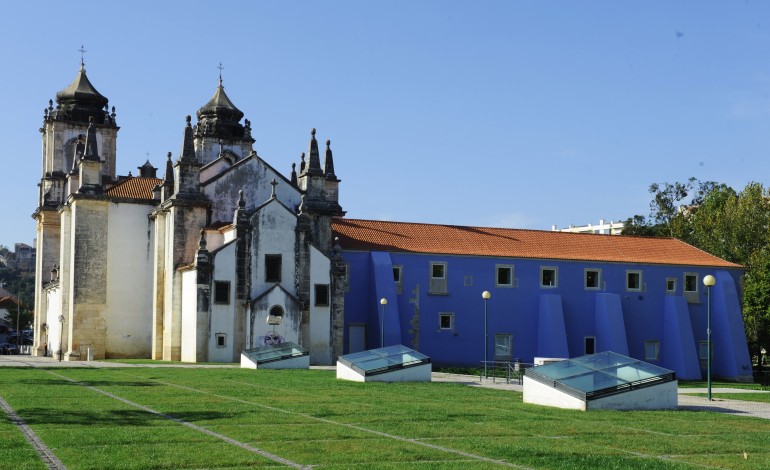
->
[333,218,753,381]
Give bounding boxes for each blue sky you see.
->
[2,1,770,249]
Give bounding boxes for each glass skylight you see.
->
[338,345,431,377]
[243,342,308,365]
[525,351,675,400]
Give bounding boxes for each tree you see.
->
[624,179,770,372]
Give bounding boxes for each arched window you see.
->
[267,305,284,326]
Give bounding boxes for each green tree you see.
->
[624,179,770,372]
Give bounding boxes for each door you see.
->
[348,324,367,354]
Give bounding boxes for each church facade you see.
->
[32,64,753,380]
[33,63,345,364]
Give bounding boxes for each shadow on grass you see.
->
[17,408,235,426]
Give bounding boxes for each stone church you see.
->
[32,62,346,363]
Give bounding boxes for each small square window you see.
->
[496,265,513,287]
[540,267,557,288]
[645,340,659,360]
[626,271,642,291]
[216,333,227,348]
[666,278,677,293]
[431,262,446,279]
[265,255,282,282]
[393,266,402,283]
[439,313,453,330]
[585,269,601,289]
[214,281,230,304]
[315,284,330,306]
[698,340,712,360]
[684,273,698,293]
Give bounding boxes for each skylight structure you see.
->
[523,351,677,410]
[240,342,309,369]
[337,345,432,382]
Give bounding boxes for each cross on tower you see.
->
[217,62,224,84]
[78,45,87,67]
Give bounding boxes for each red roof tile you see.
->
[331,218,741,268]
[105,177,162,200]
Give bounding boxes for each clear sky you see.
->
[2,1,770,250]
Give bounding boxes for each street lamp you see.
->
[703,274,716,401]
[482,291,491,380]
[380,298,387,348]
[58,315,65,362]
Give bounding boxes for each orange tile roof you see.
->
[331,218,741,268]
[105,177,162,200]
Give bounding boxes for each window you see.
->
[584,336,596,355]
[267,305,284,326]
[645,340,660,360]
[684,273,698,293]
[698,340,712,368]
[315,284,330,306]
[540,267,558,288]
[496,265,513,287]
[626,271,642,291]
[431,262,446,279]
[585,269,601,289]
[393,266,402,283]
[684,273,699,303]
[439,313,454,330]
[429,262,448,294]
[494,334,512,360]
[214,281,230,304]
[265,255,282,282]
[215,333,227,348]
[464,275,473,286]
[666,278,677,293]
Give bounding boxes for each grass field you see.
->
[1,367,769,469]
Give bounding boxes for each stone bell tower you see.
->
[32,58,118,356]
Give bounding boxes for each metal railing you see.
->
[480,360,533,385]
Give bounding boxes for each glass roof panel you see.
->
[338,345,431,376]
[526,351,675,399]
[243,342,308,364]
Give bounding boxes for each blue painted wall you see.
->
[341,250,754,381]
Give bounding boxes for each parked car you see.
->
[0,343,19,355]
[6,334,32,345]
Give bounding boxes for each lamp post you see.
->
[703,274,716,401]
[482,291,491,380]
[380,298,387,348]
[58,315,65,362]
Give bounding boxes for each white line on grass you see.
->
[0,395,67,470]
[133,376,533,469]
[46,371,310,470]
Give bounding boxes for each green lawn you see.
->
[0,367,768,469]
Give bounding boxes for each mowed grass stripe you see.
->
[44,370,309,469]
[91,368,770,469]
[4,367,770,469]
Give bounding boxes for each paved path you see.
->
[4,355,770,420]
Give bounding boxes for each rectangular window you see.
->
[215,333,226,348]
[429,262,448,294]
[585,269,601,289]
[214,281,230,304]
[645,340,660,360]
[496,265,513,287]
[666,278,677,293]
[464,275,474,286]
[265,255,282,282]
[684,273,699,293]
[540,267,558,288]
[494,334,512,360]
[393,266,402,283]
[314,284,330,306]
[439,313,454,330]
[584,336,596,355]
[684,272,699,303]
[626,270,642,291]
